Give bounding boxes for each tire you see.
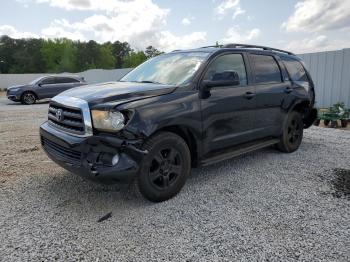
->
[324,119,330,126]
[277,111,304,153]
[330,120,338,128]
[21,92,37,105]
[341,120,348,128]
[137,132,191,202]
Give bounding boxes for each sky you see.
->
[0,0,350,53]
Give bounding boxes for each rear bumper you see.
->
[40,121,142,184]
[304,108,318,128]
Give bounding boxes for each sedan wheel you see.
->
[21,92,36,105]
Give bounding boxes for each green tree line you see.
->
[0,35,163,74]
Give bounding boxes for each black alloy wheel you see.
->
[137,132,191,202]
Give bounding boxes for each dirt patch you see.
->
[331,168,350,199]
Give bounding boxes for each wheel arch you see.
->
[153,125,200,167]
[288,100,317,128]
[21,90,39,100]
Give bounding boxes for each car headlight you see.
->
[91,110,125,131]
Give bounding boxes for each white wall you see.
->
[299,48,350,108]
[0,68,133,90]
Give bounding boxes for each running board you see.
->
[201,138,279,166]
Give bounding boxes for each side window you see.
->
[41,77,55,85]
[282,57,309,82]
[204,54,247,85]
[250,54,282,84]
[55,77,79,83]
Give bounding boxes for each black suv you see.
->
[40,44,317,202]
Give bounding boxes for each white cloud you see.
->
[284,35,350,53]
[41,26,86,41]
[158,31,207,51]
[215,0,245,20]
[282,0,350,32]
[0,25,38,38]
[8,0,207,51]
[221,27,261,44]
[182,18,191,26]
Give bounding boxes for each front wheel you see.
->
[21,92,36,105]
[137,132,191,202]
[277,111,303,153]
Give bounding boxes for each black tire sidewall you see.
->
[137,132,191,202]
[278,111,303,153]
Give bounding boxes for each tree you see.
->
[96,44,115,69]
[40,39,78,73]
[145,45,162,58]
[123,51,147,68]
[0,35,164,73]
[111,41,131,68]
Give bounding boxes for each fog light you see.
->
[112,154,120,166]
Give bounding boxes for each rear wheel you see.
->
[277,111,303,153]
[21,92,36,105]
[330,120,338,128]
[341,120,348,128]
[137,132,191,202]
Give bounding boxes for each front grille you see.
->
[41,136,82,165]
[48,102,85,135]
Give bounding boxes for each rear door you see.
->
[37,77,58,99]
[55,77,80,94]
[249,53,291,138]
[200,52,256,156]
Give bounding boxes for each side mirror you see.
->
[38,83,42,87]
[202,71,240,90]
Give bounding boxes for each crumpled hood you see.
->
[57,81,176,107]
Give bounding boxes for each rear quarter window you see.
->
[282,57,309,82]
[250,54,282,84]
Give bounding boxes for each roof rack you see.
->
[222,43,295,55]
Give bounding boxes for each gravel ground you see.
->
[0,96,349,261]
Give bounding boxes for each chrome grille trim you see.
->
[49,96,93,137]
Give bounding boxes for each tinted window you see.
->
[41,77,55,85]
[251,54,282,84]
[56,77,79,84]
[204,54,247,85]
[282,57,308,82]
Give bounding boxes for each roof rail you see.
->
[222,43,295,55]
[199,45,223,49]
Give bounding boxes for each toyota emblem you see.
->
[56,109,64,122]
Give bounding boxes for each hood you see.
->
[57,81,176,107]
[7,84,28,90]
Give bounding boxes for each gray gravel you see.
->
[0,96,349,261]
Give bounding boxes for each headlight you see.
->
[91,110,125,131]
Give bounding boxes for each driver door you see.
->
[200,53,256,156]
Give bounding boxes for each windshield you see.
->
[120,52,210,86]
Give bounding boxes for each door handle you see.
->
[284,87,293,94]
[244,92,256,99]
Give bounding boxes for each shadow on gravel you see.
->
[5,100,49,106]
[331,168,350,199]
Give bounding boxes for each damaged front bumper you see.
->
[40,121,147,184]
